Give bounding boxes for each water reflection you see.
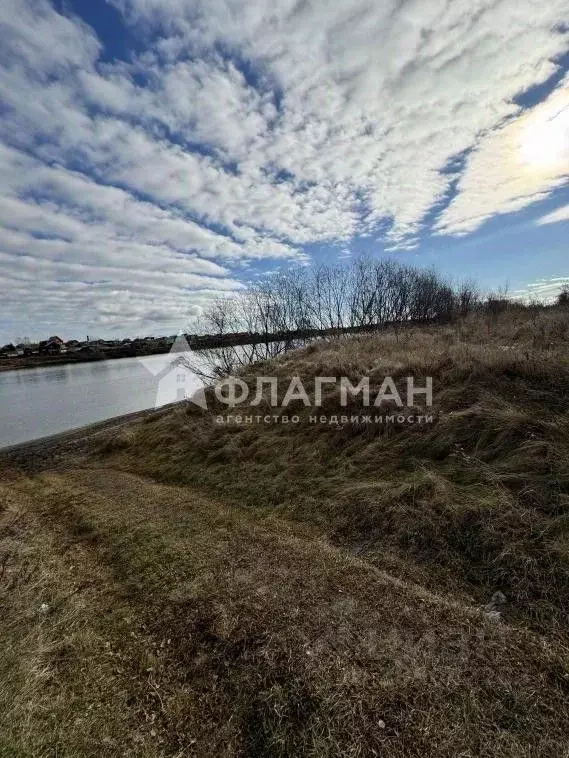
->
[87,361,112,375]
[43,367,69,383]
[0,355,200,449]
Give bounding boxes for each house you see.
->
[0,343,20,359]
[38,336,65,355]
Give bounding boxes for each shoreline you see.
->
[0,405,170,472]
[0,347,172,373]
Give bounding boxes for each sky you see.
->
[0,0,568,343]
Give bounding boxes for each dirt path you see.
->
[2,465,569,757]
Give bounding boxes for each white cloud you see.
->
[0,0,568,338]
[512,275,569,303]
[536,203,569,225]
[436,74,569,235]
[109,0,569,246]
[0,0,100,71]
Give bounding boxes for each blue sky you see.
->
[0,0,568,342]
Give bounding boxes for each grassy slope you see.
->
[112,307,569,633]
[1,306,569,756]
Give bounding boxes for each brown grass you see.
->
[2,305,569,756]
[106,308,569,630]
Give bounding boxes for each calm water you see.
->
[0,355,203,449]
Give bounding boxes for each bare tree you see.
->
[184,258,481,380]
[456,279,479,319]
[557,285,569,307]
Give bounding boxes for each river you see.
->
[0,355,203,449]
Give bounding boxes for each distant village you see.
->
[0,334,177,369]
[0,328,330,371]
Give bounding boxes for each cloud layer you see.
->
[0,0,568,338]
[513,275,569,302]
[537,203,569,225]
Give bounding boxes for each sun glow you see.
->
[518,88,569,172]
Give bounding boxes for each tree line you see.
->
[190,258,479,377]
[204,258,480,335]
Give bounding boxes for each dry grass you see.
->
[105,308,569,630]
[2,468,569,757]
[2,305,569,756]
